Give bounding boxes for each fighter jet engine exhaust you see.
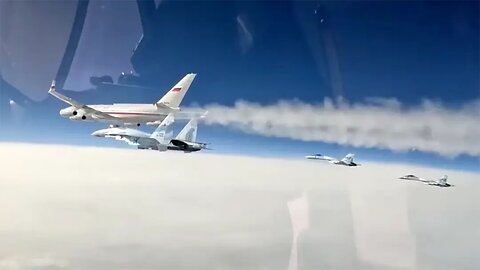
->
[195,98,480,158]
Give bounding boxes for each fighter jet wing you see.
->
[425,181,453,187]
[48,81,119,120]
[107,134,158,147]
[105,135,140,145]
[321,156,338,162]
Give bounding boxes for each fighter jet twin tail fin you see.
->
[150,113,200,145]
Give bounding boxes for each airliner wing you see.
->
[48,81,118,120]
[48,81,84,107]
[82,105,119,120]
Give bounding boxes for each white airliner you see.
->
[91,113,209,152]
[305,153,360,166]
[49,73,205,126]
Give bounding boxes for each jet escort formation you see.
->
[306,153,454,187]
[49,73,455,185]
[49,73,209,153]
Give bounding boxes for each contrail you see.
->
[193,98,480,158]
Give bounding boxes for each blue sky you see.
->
[0,0,478,171]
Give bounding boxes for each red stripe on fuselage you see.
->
[103,112,164,116]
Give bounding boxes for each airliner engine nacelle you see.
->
[70,115,88,120]
[59,106,78,117]
[60,107,90,120]
[60,107,91,120]
[69,110,90,120]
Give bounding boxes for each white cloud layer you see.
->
[0,255,68,270]
[198,98,480,157]
[0,143,479,270]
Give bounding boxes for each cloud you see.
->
[197,98,480,157]
[0,143,479,270]
[0,255,68,270]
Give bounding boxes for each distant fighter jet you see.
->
[49,73,206,126]
[399,174,425,181]
[426,175,452,187]
[92,113,209,152]
[305,153,360,167]
[399,174,453,187]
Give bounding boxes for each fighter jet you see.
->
[399,174,425,181]
[49,73,205,126]
[426,175,452,187]
[305,153,360,166]
[91,113,209,152]
[399,174,453,187]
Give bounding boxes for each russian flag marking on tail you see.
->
[171,87,182,92]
